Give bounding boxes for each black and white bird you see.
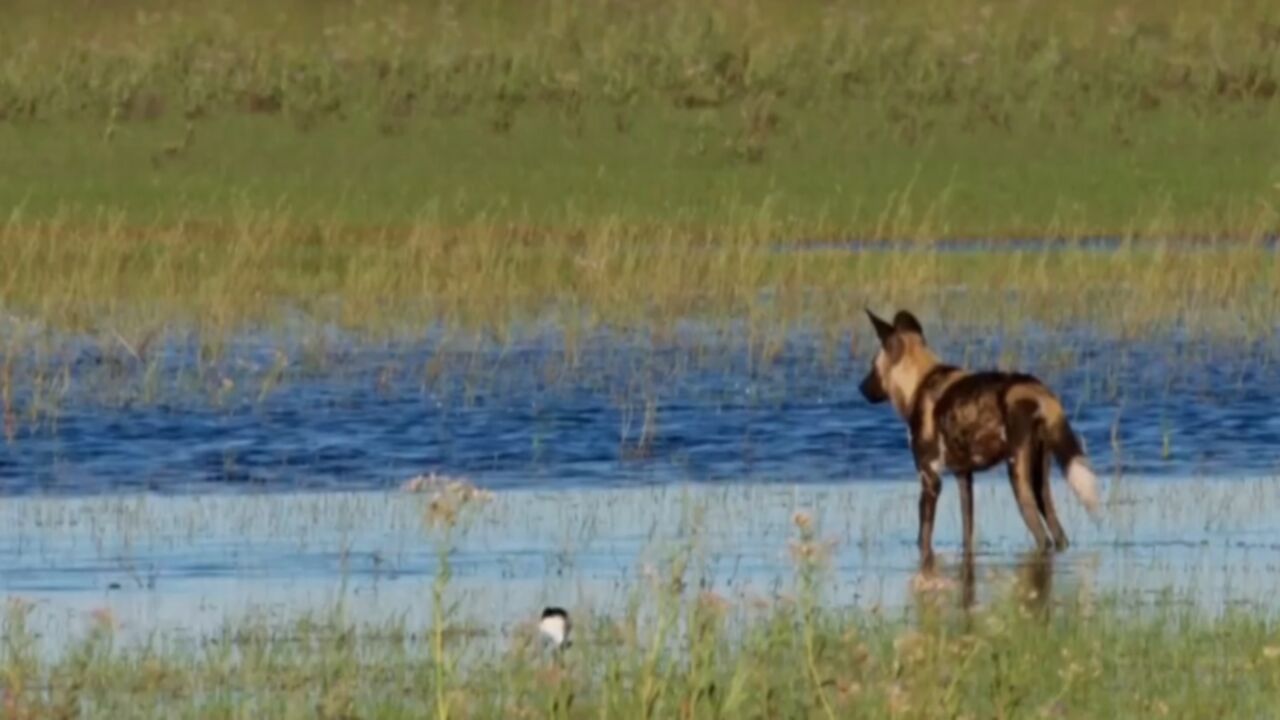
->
[538,607,571,650]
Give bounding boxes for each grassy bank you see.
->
[0,0,1277,233]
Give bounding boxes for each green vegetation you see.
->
[9,578,1280,719]
[2,218,1278,344]
[0,0,1277,233]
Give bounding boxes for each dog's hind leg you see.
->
[957,471,975,554]
[917,469,943,562]
[1007,401,1051,552]
[1031,439,1069,550]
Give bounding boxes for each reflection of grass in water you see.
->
[5,483,1280,718]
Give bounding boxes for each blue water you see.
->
[2,326,1278,496]
[6,319,1280,655]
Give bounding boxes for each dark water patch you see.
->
[1,326,1279,496]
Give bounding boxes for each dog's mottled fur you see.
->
[859,309,1100,560]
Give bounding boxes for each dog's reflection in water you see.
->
[911,550,1056,618]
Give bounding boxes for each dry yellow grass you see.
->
[2,213,1277,348]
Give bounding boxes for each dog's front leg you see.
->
[917,468,942,562]
[957,471,975,553]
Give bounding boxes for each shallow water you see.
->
[5,476,1280,657]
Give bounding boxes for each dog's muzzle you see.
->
[859,370,888,403]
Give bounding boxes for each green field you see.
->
[3,107,1276,235]
[0,0,1277,234]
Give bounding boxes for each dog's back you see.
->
[928,370,1099,513]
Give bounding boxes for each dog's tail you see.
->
[1038,397,1100,517]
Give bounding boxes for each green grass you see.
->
[0,0,1277,234]
[8,585,1280,718]
[2,107,1277,234]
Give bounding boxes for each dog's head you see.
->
[859,308,928,411]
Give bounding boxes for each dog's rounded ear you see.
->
[865,308,894,344]
[892,310,924,338]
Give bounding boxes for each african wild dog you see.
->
[858,309,1100,560]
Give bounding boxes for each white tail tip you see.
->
[1066,459,1100,516]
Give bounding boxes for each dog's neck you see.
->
[889,347,941,420]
